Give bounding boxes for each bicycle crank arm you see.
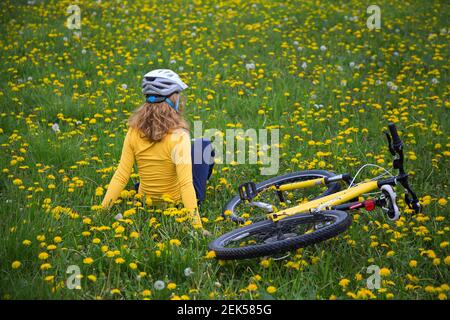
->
[248,201,274,213]
[325,173,352,185]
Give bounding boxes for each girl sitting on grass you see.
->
[101,69,214,234]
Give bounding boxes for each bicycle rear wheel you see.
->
[209,210,351,260]
[223,170,341,223]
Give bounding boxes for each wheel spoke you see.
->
[210,210,351,260]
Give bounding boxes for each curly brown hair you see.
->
[128,93,189,142]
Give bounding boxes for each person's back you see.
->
[135,128,186,202]
[123,127,196,207]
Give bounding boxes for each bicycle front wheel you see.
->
[209,210,351,260]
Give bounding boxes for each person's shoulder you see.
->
[125,126,146,147]
[127,126,146,138]
[168,128,190,139]
[124,126,135,139]
[166,128,190,146]
[171,128,190,135]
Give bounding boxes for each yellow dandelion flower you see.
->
[38,252,49,260]
[167,283,177,290]
[409,260,418,267]
[438,293,447,300]
[169,239,181,246]
[115,257,125,264]
[247,283,258,291]
[339,278,350,288]
[129,262,138,270]
[444,256,450,265]
[266,286,277,294]
[380,268,391,277]
[130,231,139,239]
[87,275,97,282]
[424,286,435,293]
[260,259,270,268]
[115,225,125,234]
[142,290,151,296]
[95,187,104,196]
[253,275,262,281]
[12,261,21,269]
[111,289,121,295]
[40,263,52,270]
[123,208,136,217]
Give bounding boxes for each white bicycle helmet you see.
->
[142,69,188,96]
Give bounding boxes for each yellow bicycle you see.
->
[209,123,421,260]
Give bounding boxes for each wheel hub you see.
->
[264,232,297,243]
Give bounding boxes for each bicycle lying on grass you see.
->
[209,123,421,260]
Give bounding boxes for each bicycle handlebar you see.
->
[388,123,403,150]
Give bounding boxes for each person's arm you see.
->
[102,129,135,208]
[171,130,203,228]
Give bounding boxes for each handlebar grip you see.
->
[388,123,403,149]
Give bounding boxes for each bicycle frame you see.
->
[268,180,379,222]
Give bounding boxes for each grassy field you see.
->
[0,0,448,300]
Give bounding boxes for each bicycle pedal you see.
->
[238,181,257,201]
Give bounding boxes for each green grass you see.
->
[0,0,448,300]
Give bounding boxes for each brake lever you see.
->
[405,194,421,213]
[401,180,422,214]
[412,200,421,213]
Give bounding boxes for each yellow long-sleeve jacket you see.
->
[101,127,202,226]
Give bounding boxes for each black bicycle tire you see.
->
[209,210,352,260]
[223,170,341,223]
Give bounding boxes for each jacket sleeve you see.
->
[102,129,135,208]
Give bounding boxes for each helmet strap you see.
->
[146,95,165,103]
[146,95,179,112]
